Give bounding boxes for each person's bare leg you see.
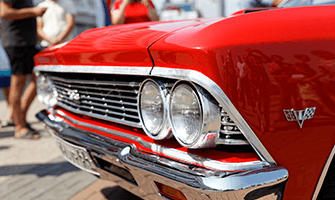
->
[2,87,13,122]
[20,73,37,125]
[9,74,37,138]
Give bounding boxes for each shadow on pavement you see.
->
[0,121,49,139]
[0,160,80,177]
[0,130,14,139]
[0,145,11,151]
[0,156,97,200]
[101,186,143,200]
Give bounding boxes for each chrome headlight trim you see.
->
[138,79,172,140]
[169,81,220,149]
[151,67,276,166]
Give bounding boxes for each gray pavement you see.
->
[0,89,141,200]
[0,89,98,200]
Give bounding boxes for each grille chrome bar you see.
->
[57,98,139,120]
[48,73,142,128]
[81,100,138,113]
[53,81,139,94]
[217,138,249,145]
[220,130,242,135]
[81,96,137,107]
[219,109,249,145]
[80,91,137,100]
[50,76,141,87]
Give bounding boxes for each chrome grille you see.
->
[48,73,143,128]
[217,108,249,145]
[47,73,249,147]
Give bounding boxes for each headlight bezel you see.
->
[169,81,221,149]
[138,79,172,140]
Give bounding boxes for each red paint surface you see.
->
[148,6,335,199]
[34,20,210,68]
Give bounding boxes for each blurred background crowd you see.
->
[26,0,286,37]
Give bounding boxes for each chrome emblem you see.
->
[283,107,316,129]
[67,90,80,101]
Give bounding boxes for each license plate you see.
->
[53,136,100,176]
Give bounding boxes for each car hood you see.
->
[34,19,219,69]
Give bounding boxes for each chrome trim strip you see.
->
[221,121,237,126]
[34,65,152,75]
[312,145,335,200]
[217,138,249,146]
[53,109,270,171]
[151,67,276,166]
[220,130,243,135]
[54,82,139,94]
[50,76,141,87]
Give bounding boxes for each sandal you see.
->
[6,119,15,127]
[26,123,33,131]
[16,129,40,140]
[1,119,14,127]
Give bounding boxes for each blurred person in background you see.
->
[36,0,76,48]
[0,29,13,127]
[238,0,285,9]
[106,0,112,21]
[0,0,46,139]
[0,17,13,127]
[111,0,159,25]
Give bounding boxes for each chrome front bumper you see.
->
[37,110,288,200]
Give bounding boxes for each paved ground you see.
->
[0,88,141,200]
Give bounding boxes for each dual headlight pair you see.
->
[138,79,221,149]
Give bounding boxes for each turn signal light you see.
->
[155,182,187,200]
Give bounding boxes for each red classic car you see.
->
[34,3,335,200]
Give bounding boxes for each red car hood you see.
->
[34,19,219,69]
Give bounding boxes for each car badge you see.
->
[283,107,316,129]
[67,90,81,103]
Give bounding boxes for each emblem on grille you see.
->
[283,107,316,129]
[67,90,80,102]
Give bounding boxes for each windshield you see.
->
[279,0,335,7]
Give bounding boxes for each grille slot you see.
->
[217,109,249,145]
[48,73,143,128]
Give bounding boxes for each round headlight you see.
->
[169,83,220,149]
[170,84,202,146]
[36,74,57,107]
[139,79,172,140]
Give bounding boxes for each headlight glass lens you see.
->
[140,81,164,136]
[170,84,202,145]
[36,74,57,106]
